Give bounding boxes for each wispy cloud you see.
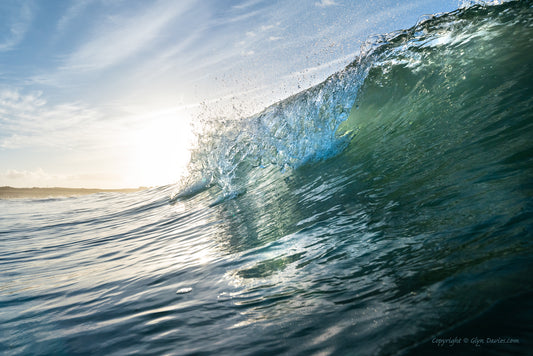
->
[0,168,121,188]
[232,0,264,10]
[56,0,93,33]
[215,9,263,26]
[3,168,63,183]
[0,1,33,52]
[315,0,338,7]
[0,87,196,151]
[60,0,193,72]
[0,89,106,150]
[235,21,282,51]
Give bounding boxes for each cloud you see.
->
[56,0,93,33]
[60,0,193,72]
[232,0,263,10]
[0,168,121,188]
[4,168,54,181]
[0,87,198,153]
[215,9,263,25]
[315,0,338,7]
[0,89,107,150]
[1,168,75,188]
[0,1,33,52]
[235,21,282,53]
[259,24,276,31]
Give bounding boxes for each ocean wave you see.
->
[3,2,532,355]
[174,0,529,203]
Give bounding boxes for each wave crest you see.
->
[174,0,530,201]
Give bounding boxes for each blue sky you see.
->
[0,0,459,188]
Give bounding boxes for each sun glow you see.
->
[124,110,194,188]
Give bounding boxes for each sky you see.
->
[0,0,459,189]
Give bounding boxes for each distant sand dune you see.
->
[0,186,147,199]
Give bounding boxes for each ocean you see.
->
[1,1,532,355]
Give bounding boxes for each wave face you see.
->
[180,51,369,199]
[2,1,533,355]
[180,0,533,202]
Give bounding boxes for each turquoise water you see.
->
[1,1,532,355]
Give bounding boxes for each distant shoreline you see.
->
[0,186,148,199]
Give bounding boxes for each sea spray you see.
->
[173,0,529,204]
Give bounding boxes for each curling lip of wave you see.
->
[173,0,523,202]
